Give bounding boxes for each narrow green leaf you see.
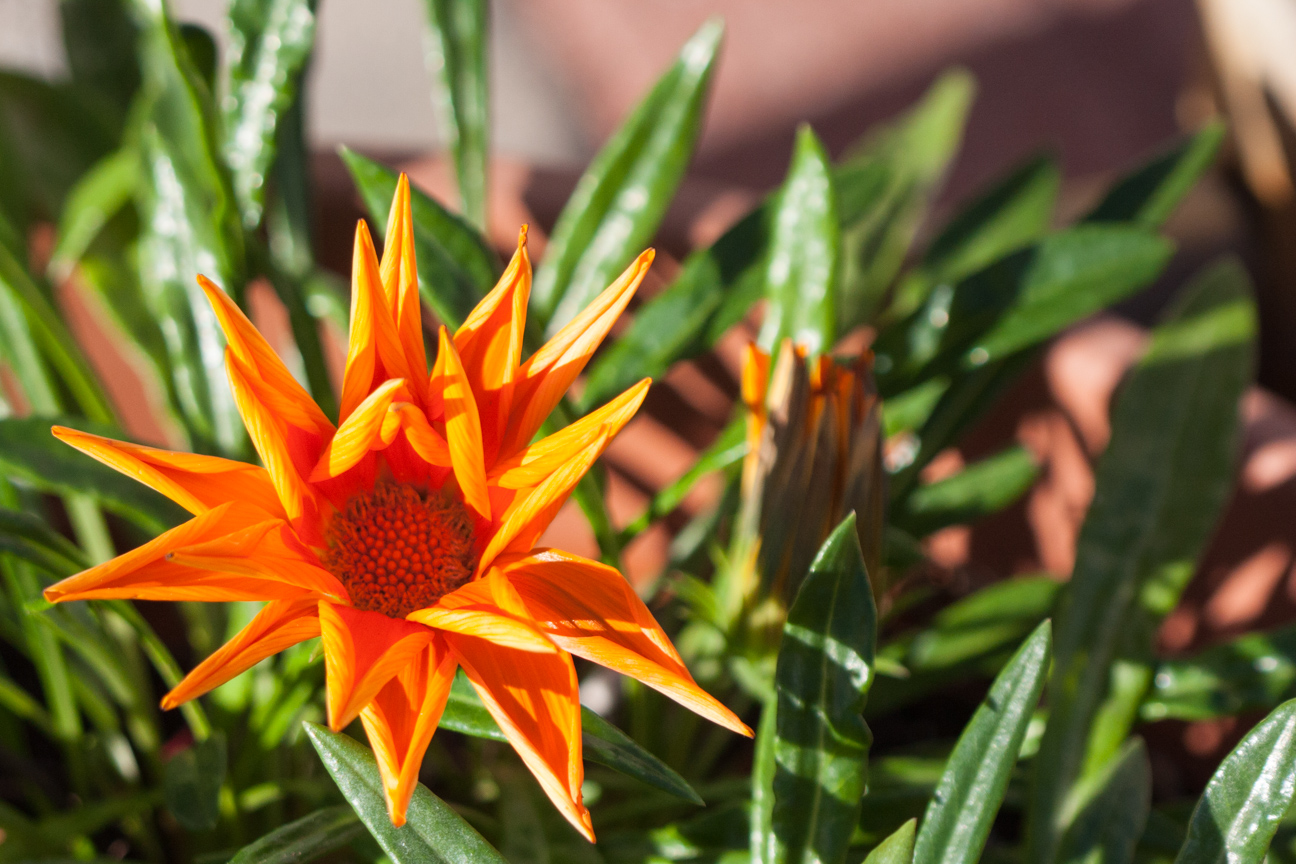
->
[0,417,186,533]
[224,0,318,229]
[1058,739,1151,864]
[757,125,839,355]
[60,0,141,129]
[1085,122,1224,229]
[303,721,508,864]
[533,19,722,334]
[886,153,1059,325]
[341,147,498,329]
[422,0,488,230]
[438,673,702,803]
[865,819,917,864]
[912,620,1052,864]
[165,732,226,831]
[894,445,1038,537]
[49,148,140,282]
[0,507,89,576]
[839,69,975,328]
[1142,625,1296,723]
[1174,700,1296,864]
[770,513,877,864]
[228,805,364,864]
[1026,259,1256,864]
[131,0,247,454]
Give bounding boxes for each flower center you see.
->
[324,482,477,618]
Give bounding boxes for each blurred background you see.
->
[5,0,1296,697]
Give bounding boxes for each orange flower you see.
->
[43,176,751,836]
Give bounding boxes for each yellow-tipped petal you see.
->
[318,601,435,731]
[431,328,491,520]
[340,221,417,421]
[310,379,411,481]
[379,174,428,403]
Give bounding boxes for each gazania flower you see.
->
[43,176,750,836]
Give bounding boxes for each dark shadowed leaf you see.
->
[165,732,226,831]
[1058,738,1151,864]
[1085,122,1224,228]
[227,805,364,864]
[1142,624,1296,722]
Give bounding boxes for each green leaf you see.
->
[757,125,839,355]
[532,19,722,335]
[60,0,141,130]
[839,70,975,328]
[49,148,140,282]
[132,0,247,454]
[912,620,1052,864]
[224,0,318,229]
[1025,259,1256,864]
[893,445,1038,537]
[340,147,498,329]
[1142,625,1296,723]
[0,417,186,533]
[1058,738,1151,864]
[303,721,508,863]
[1085,122,1224,229]
[769,513,877,864]
[864,819,917,864]
[885,153,1059,326]
[438,673,702,804]
[228,805,364,864]
[1173,700,1296,864]
[0,507,89,576]
[874,226,1173,396]
[421,0,488,230]
[165,732,226,831]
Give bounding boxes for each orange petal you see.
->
[386,403,451,468]
[478,429,609,573]
[43,502,312,603]
[310,379,411,481]
[161,598,320,709]
[318,602,434,731]
[340,220,417,421]
[197,276,335,439]
[166,519,348,601]
[454,226,531,461]
[228,353,321,529]
[359,637,457,826]
[430,328,490,520]
[488,379,648,490]
[500,250,653,459]
[502,550,752,737]
[378,174,428,404]
[407,576,556,654]
[445,632,592,840]
[51,426,284,519]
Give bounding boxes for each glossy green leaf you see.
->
[885,153,1058,325]
[1085,122,1224,229]
[577,73,962,411]
[303,722,508,864]
[1026,259,1256,864]
[438,673,702,803]
[1142,625,1296,723]
[341,147,498,330]
[839,70,975,328]
[1173,700,1296,864]
[864,819,917,864]
[532,19,722,335]
[1058,738,1151,864]
[769,514,876,864]
[422,0,488,230]
[912,620,1052,864]
[757,125,839,355]
[894,445,1038,537]
[0,417,185,533]
[131,0,247,454]
[165,732,226,831]
[224,0,318,228]
[874,226,1172,396]
[228,805,364,864]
